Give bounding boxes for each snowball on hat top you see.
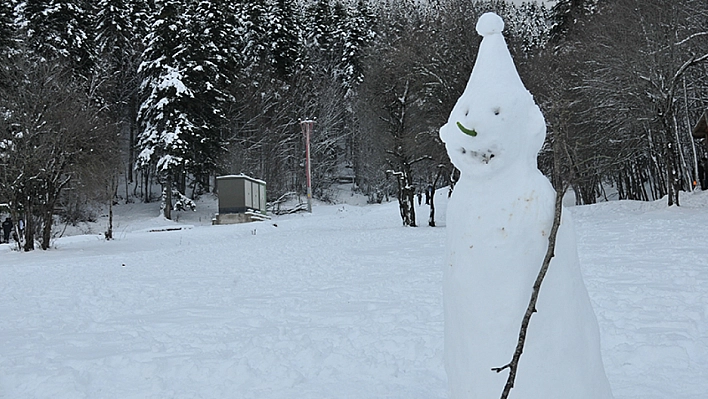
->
[476,12,504,36]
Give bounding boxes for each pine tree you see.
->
[21,0,96,74]
[181,0,238,193]
[265,0,299,79]
[243,0,269,66]
[136,0,194,214]
[0,0,16,54]
[138,0,241,210]
[339,0,376,91]
[549,0,598,44]
[307,0,335,56]
[95,0,152,184]
[95,0,134,65]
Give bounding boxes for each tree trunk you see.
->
[163,175,172,220]
[128,92,137,183]
[389,169,416,227]
[41,207,52,250]
[666,143,680,206]
[106,175,117,240]
[429,167,444,227]
[106,196,113,240]
[23,199,34,252]
[40,186,63,250]
[407,184,417,227]
[428,189,436,227]
[144,169,150,203]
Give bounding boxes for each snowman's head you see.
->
[440,13,546,179]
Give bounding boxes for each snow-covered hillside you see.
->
[1,189,707,398]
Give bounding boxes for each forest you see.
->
[1,0,707,250]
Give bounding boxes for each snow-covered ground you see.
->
[1,189,707,398]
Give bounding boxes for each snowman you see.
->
[439,13,613,399]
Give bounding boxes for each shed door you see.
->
[259,184,266,212]
[244,180,253,208]
[251,182,259,210]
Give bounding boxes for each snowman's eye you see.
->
[493,107,501,115]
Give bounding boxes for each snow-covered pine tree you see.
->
[182,0,238,194]
[20,0,95,75]
[549,0,598,44]
[138,0,240,213]
[307,0,335,56]
[0,0,16,54]
[95,0,133,62]
[136,0,194,217]
[264,0,299,79]
[513,2,551,53]
[242,0,269,69]
[95,0,149,185]
[339,0,376,93]
[296,1,371,200]
[226,3,252,71]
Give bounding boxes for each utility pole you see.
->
[300,119,315,212]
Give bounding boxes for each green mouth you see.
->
[456,121,477,137]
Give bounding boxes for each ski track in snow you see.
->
[1,190,708,398]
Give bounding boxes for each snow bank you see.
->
[1,189,708,398]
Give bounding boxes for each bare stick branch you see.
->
[492,184,568,399]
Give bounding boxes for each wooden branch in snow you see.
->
[492,184,568,399]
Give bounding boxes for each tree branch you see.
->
[649,31,708,54]
[492,184,568,399]
[409,155,433,165]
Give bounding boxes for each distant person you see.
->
[417,192,422,205]
[2,217,12,243]
[700,156,708,191]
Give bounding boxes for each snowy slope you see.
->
[574,192,708,399]
[1,189,707,398]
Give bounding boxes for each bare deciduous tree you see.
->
[0,54,119,250]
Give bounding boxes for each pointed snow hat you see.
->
[465,13,527,96]
[440,13,546,177]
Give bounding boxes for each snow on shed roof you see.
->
[216,174,266,185]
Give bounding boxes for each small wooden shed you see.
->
[212,174,268,225]
[693,110,708,139]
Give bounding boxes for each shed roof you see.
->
[216,174,266,185]
[693,110,708,138]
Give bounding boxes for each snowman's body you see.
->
[440,13,613,399]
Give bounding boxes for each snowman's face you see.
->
[440,90,545,178]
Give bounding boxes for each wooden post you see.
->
[300,120,315,213]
